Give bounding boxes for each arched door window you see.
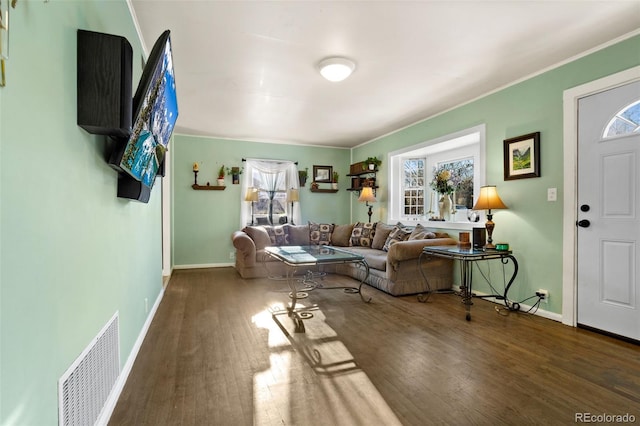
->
[604,99,640,138]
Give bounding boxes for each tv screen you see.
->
[112,30,178,188]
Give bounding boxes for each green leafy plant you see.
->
[218,165,225,179]
[225,166,243,176]
[366,156,382,167]
[332,171,339,183]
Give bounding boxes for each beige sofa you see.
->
[231,222,456,296]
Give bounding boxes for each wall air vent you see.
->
[58,312,120,426]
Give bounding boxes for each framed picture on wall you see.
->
[503,132,540,180]
[313,165,333,183]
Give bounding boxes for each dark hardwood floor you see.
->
[109,267,640,425]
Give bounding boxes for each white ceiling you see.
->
[129,1,640,148]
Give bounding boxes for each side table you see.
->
[419,246,519,321]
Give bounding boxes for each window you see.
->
[241,159,299,227]
[402,159,425,217]
[389,125,485,226]
[604,99,640,138]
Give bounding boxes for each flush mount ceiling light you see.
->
[318,57,356,82]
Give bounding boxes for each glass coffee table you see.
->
[264,245,370,333]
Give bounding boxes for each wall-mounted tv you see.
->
[110,30,178,189]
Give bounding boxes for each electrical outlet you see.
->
[547,188,557,202]
[229,251,236,260]
[536,289,549,303]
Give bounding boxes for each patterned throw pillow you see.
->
[382,223,412,251]
[309,222,334,245]
[265,225,289,246]
[350,222,376,247]
[408,223,436,240]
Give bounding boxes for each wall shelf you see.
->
[310,188,338,193]
[192,184,226,190]
[348,162,378,192]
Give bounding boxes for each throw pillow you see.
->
[265,225,289,246]
[371,222,394,249]
[350,222,376,247]
[382,223,412,251]
[309,222,334,245]
[285,224,311,245]
[408,223,436,240]
[331,223,354,247]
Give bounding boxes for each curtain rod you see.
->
[242,158,298,165]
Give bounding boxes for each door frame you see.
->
[562,65,640,326]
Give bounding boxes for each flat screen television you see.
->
[110,30,178,189]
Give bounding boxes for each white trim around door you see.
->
[562,65,640,326]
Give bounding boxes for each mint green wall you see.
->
[0,2,163,425]
[172,135,351,266]
[353,35,640,315]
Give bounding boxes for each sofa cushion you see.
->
[408,223,436,240]
[343,246,387,271]
[350,222,376,247]
[372,222,394,249]
[383,223,412,252]
[286,224,311,245]
[265,225,289,245]
[243,226,272,250]
[331,223,354,247]
[309,222,334,245]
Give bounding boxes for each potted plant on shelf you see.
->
[332,171,339,189]
[298,167,308,187]
[226,166,243,184]
[217,165,226,186]
[366,156,382,170]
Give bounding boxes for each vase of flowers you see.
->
[430,166,455,220]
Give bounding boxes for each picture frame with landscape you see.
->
[503,132,540,180]
[313,165,333,183]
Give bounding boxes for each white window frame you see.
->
[388,124,486,230]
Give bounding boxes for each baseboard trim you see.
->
[96,286,165,426]
[174,262,234,269]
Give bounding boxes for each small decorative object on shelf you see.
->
[311,181,319,190]
[193,162,199,185]
[332,171,339,189]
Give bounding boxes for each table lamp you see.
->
[472,185,508,249]
[286,188,299,225]
[245,187,259,225]
[358,186,377,223]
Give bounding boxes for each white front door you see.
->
[577,80,640,340]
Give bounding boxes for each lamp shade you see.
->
[244,187,258,202]
[319,57,356,82]
[358,187,377,203]
[472,185,508,211]
[287,188,299,202]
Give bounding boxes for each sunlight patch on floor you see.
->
[251,305,402,425]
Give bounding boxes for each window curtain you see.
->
[241,159,300,228]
